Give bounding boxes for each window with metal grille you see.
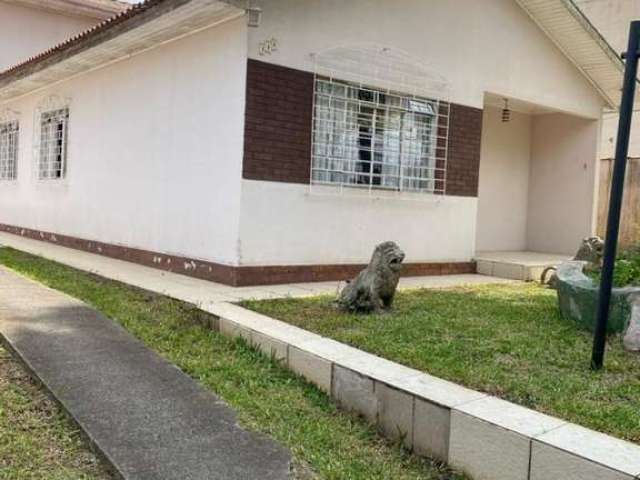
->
[312,77,447,194]
[38,108,69,180]
[0,120,18,181]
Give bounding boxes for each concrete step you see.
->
[475,251,570,281]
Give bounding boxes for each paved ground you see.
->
[0,266,292,480]
[0,233,515,308]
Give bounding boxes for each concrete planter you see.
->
[205,301,640,480]
[556,261,640,334]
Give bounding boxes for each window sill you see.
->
[307,183,445,203]
[34,178,70,190]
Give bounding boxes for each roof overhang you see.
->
[515,0,628,111]
[0,0,245,103]
[2,0,129,20]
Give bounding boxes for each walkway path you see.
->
[0,233,515,308]
[0,266,292,480]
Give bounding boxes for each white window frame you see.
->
[311,77,448,195]
[34,95,70,181]
[0,111,19,181]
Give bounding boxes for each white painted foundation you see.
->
[237,180,478,266]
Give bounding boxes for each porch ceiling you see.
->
[0,0,244,103]
[515,0,628,110]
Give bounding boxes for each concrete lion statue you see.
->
[336,241,405,313]
[541,236,604,287]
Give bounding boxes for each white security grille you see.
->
[0,120,18,181]
[38,108,69,180]
[312,77,448,194]
[310,45,450,196]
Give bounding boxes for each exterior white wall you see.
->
[599,114,632,159]
[0,17,247,265]
[0,2,97,72]
[575,0,640,53]
[249,0,605,118]
[576,0,640,159]
[238,181,477,265]
[526,113,600,254]
[476,107,531,252]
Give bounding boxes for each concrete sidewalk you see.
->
[0,266,292,480]
[0,233,515,308]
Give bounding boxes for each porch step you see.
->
[474,251,570,281]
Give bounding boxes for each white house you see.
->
[0,0,627,286]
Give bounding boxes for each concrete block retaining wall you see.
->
[203,302,640,480]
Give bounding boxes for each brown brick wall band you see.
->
[445,103,483,197]
[243,59,314,184]
[243,59,483,197]
[0,224,475,286]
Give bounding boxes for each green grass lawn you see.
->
[242,283,640,444]
[0,247,465,480]
[0,347,111,480]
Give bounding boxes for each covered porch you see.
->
[474,93,600,280]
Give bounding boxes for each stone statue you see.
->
[574,236,605,265]
[541,236,604,287]
[336,241,405,313]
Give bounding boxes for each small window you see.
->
[38,107,69,180]
[312,78,448,194]
[0,120,18,181]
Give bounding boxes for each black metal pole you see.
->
[591,21,640,370]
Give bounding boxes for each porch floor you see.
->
[0,232,516,306]
[475,251,570,281]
